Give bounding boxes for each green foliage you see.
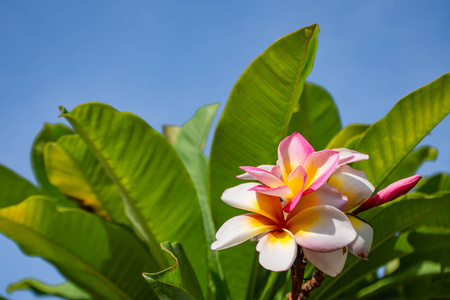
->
[355,73,450,191]
[0,165,40,209]
[326,123,369,149]
[0,24,449,300]
[8,279,91,299]
[169,104,230,299]
[143,243,204,300]
[209,24,320,299]
[61,103,208,290]
[0,196,158,299]
[32,123,73,198]
[416,173,450,195]
[44,134,130,225]
[313,193,450,299]
[287,82,341,150]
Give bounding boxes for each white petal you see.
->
[236,165,275,180]
[287,205,356,252]
[211,213,278,250]
[328,165,375,212]
[303,247,348,277]
[256,230,297,272]
[332,148,369,166]
[221,182,262,211]
[221,183,284,223]
[347,214,373,259]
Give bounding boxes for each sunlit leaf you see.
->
[0,196,159,300]
[61,103,207,293]
[171,104,229,298]
[326,124,369,149]
[163,125,182,145]
[380,146,437,190]
[287,82,341,150]
[355,73,450,190]
[208,24,320,299]
[31,123,73,197]
[143,243,204,300]
[44,134,130,225]
[0,165,40,209]
[8,279,91,299]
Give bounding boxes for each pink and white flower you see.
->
[211,182,357,272]
[238,133,369,212]
[304,168,421,276]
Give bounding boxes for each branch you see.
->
[299,268,325,299]
[287,246,307,300]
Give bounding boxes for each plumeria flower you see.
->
[211,182,357,272]
[303,168,422,277]
[238,133,369,212]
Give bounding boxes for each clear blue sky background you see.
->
[1,1,449,299]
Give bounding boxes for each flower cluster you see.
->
[211,132,421,276]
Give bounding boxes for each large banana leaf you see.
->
[170,104,229,298]
[143,243,204,300]
[313,193,450,299]
[61,103,207,292]
[356,261,447,299]
[355,73,450,190]
[0,165,40,208]
[0,196,159,300]
[416,173,450,195]
[287,82,341,150]
[380,146,437,190]
[8,279,91,300]
[31,123,73,197]
[326,124,369,149]
[44,134,130,225]
[208,24,320,298]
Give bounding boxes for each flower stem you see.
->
[299,268,325,299]
[287,246,307,300]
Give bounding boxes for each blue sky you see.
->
[1,1,449,299]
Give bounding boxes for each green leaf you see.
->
[356,261,444,300]
[44,134,130,225]
[8,279,91,299]
[380,146,437,190]
[0,165,40,208]
[171,104,229,298]
[314,193,450,299]
[287,82,341,150]
[354,73,450,191]
[415,173,450,195]
[61,103,207,292]
[355,232,450,299]
[31,123,73,197]
[0,196,159,300]
[163,126,182,145]
[143,242,204,300]
[208,24,320,299]
[259,271,288,300]
[326,124,370,149]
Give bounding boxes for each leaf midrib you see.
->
[281,24,318,139]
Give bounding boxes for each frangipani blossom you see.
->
[237,133,369,212]
[304,168,421,276]
[211,182,357,272]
